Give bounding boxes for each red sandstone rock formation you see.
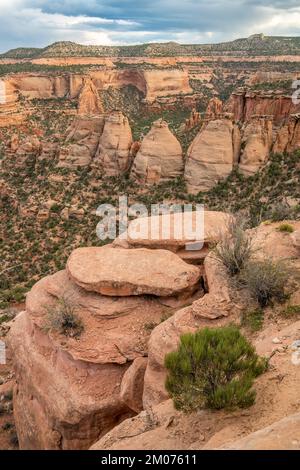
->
[239,115,273,175]
[227,90,300,125]
[58,115,104,168]
[93,111,132,176]
[273,114,300,154]
[184,116,241,193]
[131,119,183,183]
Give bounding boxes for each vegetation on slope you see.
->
[2,35,300,59]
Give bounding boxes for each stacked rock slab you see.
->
[184,116,241,193]
[113,210,232,265]
[8,245,201,449]
[239,115,273,175]
[131,119,183,183]
[93,111,133,176]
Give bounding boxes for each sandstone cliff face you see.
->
[273,114,300,154]
[131,119,183,183]
[184,117,240,193]
[239,116,273,175]
[227,90,300,125]
[93,111,132,176]
[0,79,25,127]
[142,69,192,103]
[77,78,103,115]
[9,73,69,99]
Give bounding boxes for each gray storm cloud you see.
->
[0,0,299,52]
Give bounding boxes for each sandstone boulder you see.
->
[239,116,273,175]
[120,357,148,413]
[90,400,188,450]
[66,246,200,297]
[184,118,240,193]
[218,413,300,450]
[93,111,133,176]
[142,253,242,408]
[131,119,183,183]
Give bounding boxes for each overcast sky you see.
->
[0,0,300,53]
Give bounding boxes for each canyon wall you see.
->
[227,90,300,125]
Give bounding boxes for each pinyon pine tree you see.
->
[165,325,267,412]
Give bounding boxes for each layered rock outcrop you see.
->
[8,241,203,449]
[131,119,183,183]
[113,210,232,265]
[227,90,300,125]
[184,117,241,193]
[93,111,133,176]
[67,246,200,297]
[239,115,273,175]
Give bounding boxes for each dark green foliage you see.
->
[240,259,288,308]
[165,326,267,412]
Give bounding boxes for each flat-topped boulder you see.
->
[67,246,200,297]
[113,211,232,264]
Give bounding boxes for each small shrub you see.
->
[45,296,83,338]
[240,259,288,308]
[2,422,13,431]
[165,326,267,412]
[277,223,294,233]
[282,305,300,317]
[213,216,254,276]
[241,308,264,332]
[269,203,292,222]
